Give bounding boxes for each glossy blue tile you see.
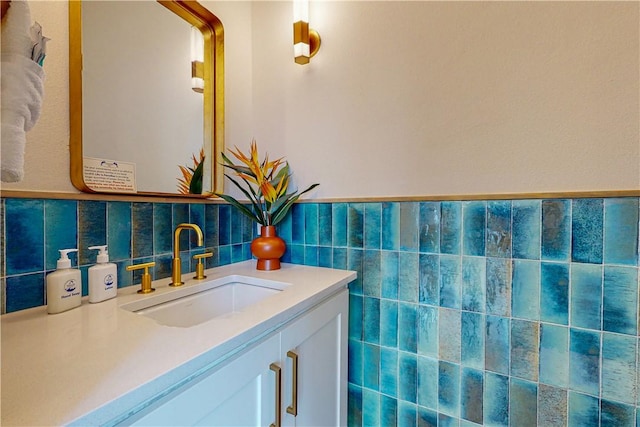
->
[348,248,364,295]
[45,200,77,271]
[290,203,304,245]
[153,203,172,255]
[398,353,417,403]
[483,372,508,426]
[318,203,332,246]
[601,333,636,404]
[439,308,461,363]
[318,246,333,268]
[417,406,438,427]
[172,203,190,247]
[398,302,417,353]
[78,200,107,265]
[572,198,603,264]
[153,253,173,280]
[485,315,509,375]
[131,202,153,258]
[332,247,347,271]
[438,413,458,427]
[362,388,380,427]
[363,250,381,297]
[240,212,252,243]
[289,244,304,264]
[277,209,292,243]
[106,202,131,261]
[463,201,486,256]
[486,257,511,316]
[510,319,539,381]
[417,305,438,357]
[380,394,397,426]
[380,347,398,397]
[381,202,400,251]
[231,243,246,263]
[398,401,417,427]
[348,203,364,248]
[440,202,461,255]
[604,198,639,265]
[217,204,231,246]
[511,259,540,320]
[398,252,419,302]
[570,263,602,330]
[539,323,569,388]
[380,299,398,348]
[510,378,537,427]
[603,266,638,335]
[418,254,439,306]
[569,328,601,396]
[438,361,460,417]
[204,204,219,248]
[363,343,380,390]
[417,356,438,410]
[419,202,440,254]
[303,245,318,266]
[461,367,483,424]
[568,391,599,427]
[538,384,567,427]
[348,339,363,386]
[217,245,231,265]
[6,272,45,313]
[363,297,380,344]
[600,400,635,427]
[304,203,318,245]
[462,256,486,312]
[461,311,484,370]
[400,202,419,252]
[348,383,363,427]
[486,201,511,258]
[349,294,363,340]
[512,200,541,260]
[439,255,461,309]
[381,251,398,300]
[189,203,205,235]
[540,262,569,325]
[332,203,347,247]
[542,199,571,262]
[364,203,381,249]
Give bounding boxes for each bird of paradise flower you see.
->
[177,147,205,194]
[214,140,319,226]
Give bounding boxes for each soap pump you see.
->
[88,245,118,303]
[46,249,82,314]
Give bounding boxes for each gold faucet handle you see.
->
[126,261,156,294]
[193,252,213,280]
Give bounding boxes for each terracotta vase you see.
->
[251,225,286,271]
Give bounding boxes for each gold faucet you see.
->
[171,223,204,287]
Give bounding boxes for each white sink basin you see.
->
[120,275,289,328]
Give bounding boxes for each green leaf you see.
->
[188,161,204,194]
[270,183,319,225]
[214,193,262,223]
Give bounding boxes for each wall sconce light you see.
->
[293,0,320,65]
[191,26,204,93]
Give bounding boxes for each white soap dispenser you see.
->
[46,249,82,314]
[88,245,118,303]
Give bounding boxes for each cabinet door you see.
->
[126,334,281,427]
[280,289,349,427]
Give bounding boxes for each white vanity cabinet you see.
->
[124,289,348,427]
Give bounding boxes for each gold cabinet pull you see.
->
[269,363,281,427]
[286,350,298,416]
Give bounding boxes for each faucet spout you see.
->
[171,223,204,286]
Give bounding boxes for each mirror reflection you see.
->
[69,0,224,197]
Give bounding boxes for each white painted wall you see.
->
[3,1,638,198]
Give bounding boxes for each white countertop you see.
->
[1,261,356,426]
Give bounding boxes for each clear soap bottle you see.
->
[88,245,118,303]
[46,249,82,314]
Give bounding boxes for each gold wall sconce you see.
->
[293,0,321,65]
[191,26,204,92]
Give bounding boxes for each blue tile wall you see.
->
[1,198,254,313]
[2,196,640,426]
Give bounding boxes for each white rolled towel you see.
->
[1,53,45,182]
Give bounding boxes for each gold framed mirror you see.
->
[69,0,224,197]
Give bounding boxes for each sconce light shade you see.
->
[293,0,320,65]
[191,26,204,92]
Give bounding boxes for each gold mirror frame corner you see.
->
[69,0,224,198]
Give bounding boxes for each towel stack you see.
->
[1,0,46,183]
